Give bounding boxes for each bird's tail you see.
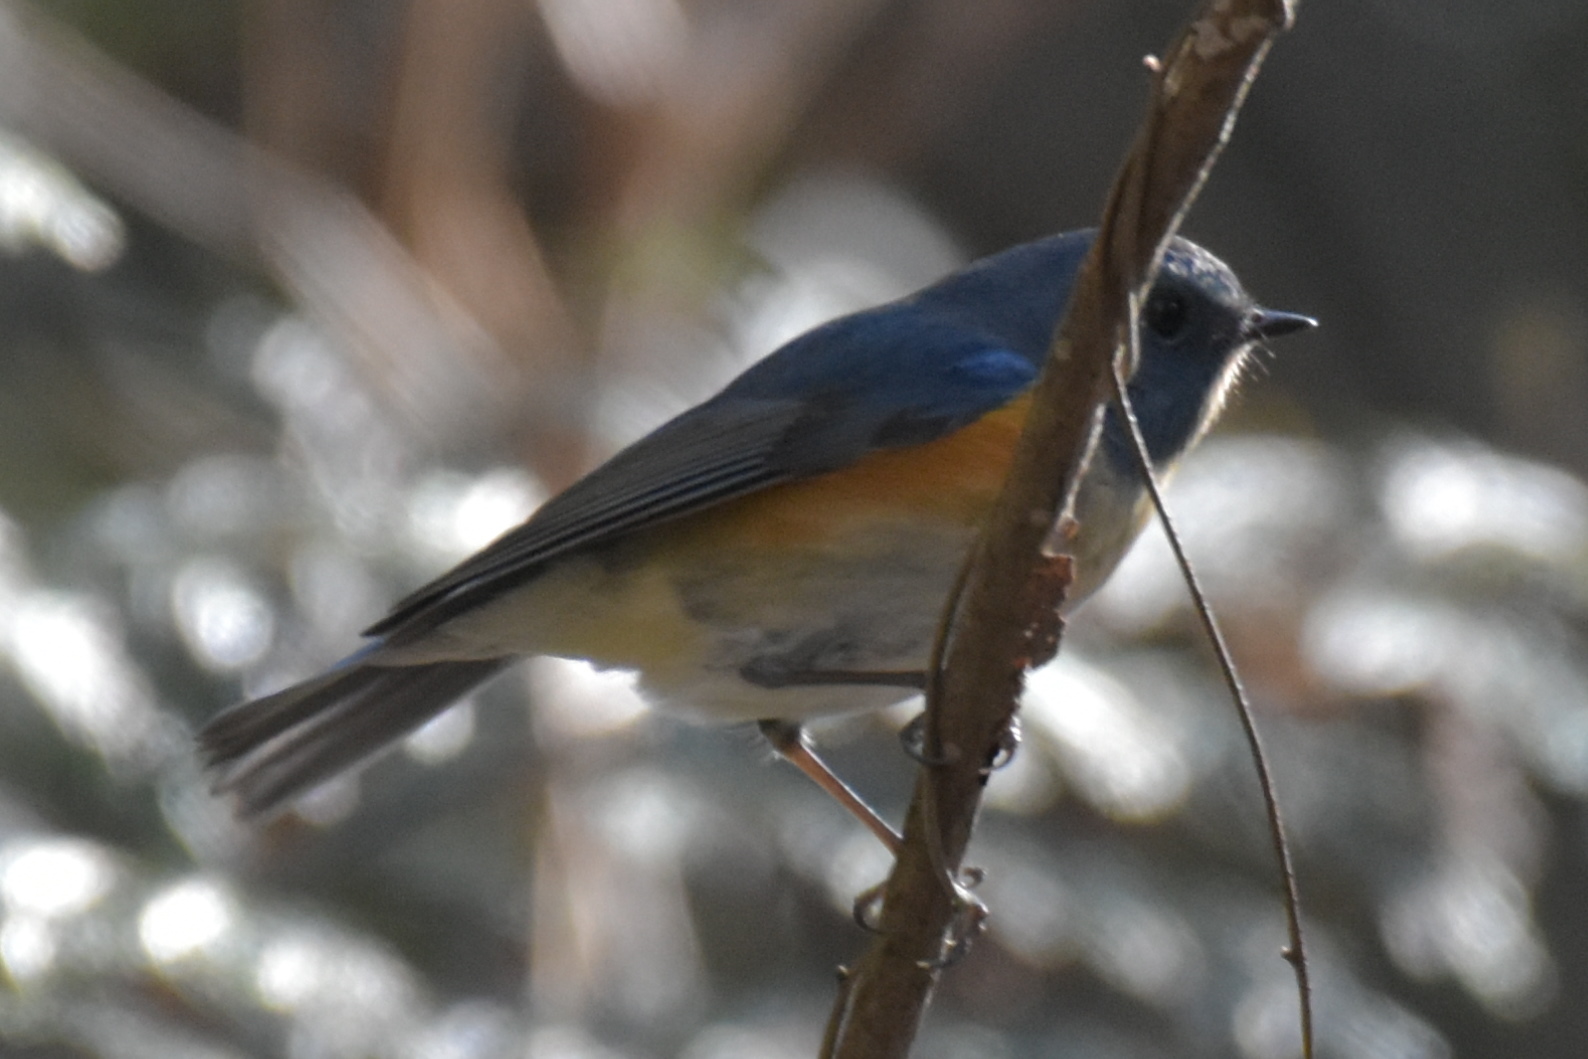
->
[198,654,510,819]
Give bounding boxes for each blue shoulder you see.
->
[729,301,1037,409]
[710,301,1040,475]
[705,231,1089,474]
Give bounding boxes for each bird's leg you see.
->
[747,666,925,853]
[758,719,901,854]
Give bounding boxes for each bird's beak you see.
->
[1246,308,1318,340]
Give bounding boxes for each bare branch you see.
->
[823,1,1299,1056]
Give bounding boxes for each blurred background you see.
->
[1,0,1587,1056]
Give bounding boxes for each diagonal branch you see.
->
[822,1,1300,1056]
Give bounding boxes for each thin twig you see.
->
[819,967,857,1059]
[1111,312,1312,1058]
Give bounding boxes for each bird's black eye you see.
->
[1143,289,1190,340]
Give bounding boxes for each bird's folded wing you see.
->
[369,316,1038,645]
[368,396,807,641]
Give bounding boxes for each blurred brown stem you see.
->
[821,1,1299,1057]
[0,1,513,444]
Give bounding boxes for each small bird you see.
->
[200,229,1313,830]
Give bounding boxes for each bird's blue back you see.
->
[719,232,1088,438]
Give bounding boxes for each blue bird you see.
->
[199,229,1313,829]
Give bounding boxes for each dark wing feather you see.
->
[367,397,809,642]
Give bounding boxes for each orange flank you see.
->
[674,393,1034,551]
[416,393,1035,679]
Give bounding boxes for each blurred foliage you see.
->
[3,0,1588,1057]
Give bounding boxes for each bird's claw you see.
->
[898,712,958,766]
[917,867,988,969]
[852,881,887,933]
[986,717,1021,772]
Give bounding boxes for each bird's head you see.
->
[1107,237,1315,471]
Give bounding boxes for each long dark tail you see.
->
[198,655,510,819]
